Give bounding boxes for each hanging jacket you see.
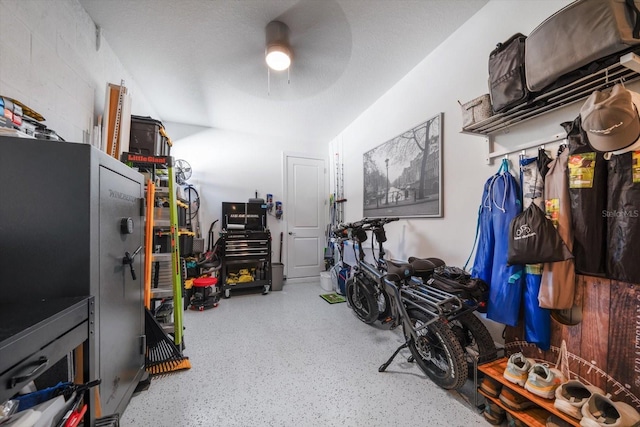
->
[607,152,640,283]
[540,148,575,309]
[471,178,496,285]
[563,116,607,276]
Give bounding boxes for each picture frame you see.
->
[363,113,443,218]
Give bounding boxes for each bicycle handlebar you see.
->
[334,217,399,233]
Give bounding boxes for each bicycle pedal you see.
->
[382,317,399,329]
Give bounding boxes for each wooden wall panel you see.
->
[606,281,640,407]
[578,276,610,390]
[502,274,640,410]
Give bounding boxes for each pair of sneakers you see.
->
[503,352,565,399]
[554,380,603,420]
[579,392,640,427]
[503,352,535,386]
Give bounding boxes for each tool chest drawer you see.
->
[220,230,272,298]
[224,240,269,258]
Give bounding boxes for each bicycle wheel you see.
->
[404,310,467,390]
[449,311,498,375]
[346,274,379,324]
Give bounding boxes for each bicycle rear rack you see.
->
[400,279,464,319]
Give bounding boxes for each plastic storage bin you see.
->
[271,263,284,291]
[320,271,333,291]
[129,115,168,156]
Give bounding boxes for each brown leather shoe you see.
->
[479,376,503,398]
[483,402,506,425]
[506,412,528,427]
[499,386,538,411]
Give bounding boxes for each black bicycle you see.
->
[334,219,468,389]
[379,258,469,389]
[336,217,397,324]
[333,218,497,387]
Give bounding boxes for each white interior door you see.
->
[285,154,325,279]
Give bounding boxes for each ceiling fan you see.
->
[224,0,353,100]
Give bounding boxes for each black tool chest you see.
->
[220,230,272,298]
[219,201,272,298]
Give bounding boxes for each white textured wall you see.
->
[0,0,157,143]
[330,0,590,340]
[331,0,576,267]
[167,123,328,264]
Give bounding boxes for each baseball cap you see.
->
[580,84,640,153]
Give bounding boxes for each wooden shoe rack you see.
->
[478,358,579,427]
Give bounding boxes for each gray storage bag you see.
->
[525,0,640,93]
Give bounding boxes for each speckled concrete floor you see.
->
[121,279,486,427]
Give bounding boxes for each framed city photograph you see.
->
[363,113,443,218]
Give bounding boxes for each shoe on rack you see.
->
[554,380,604,420]
[483,401,506,425]
[506,412,528,427]
[546,414,574,427]
[524,363,565,399]
[614,401,640,426]
[479,376,503,398]
[499,386,538,411]
[580,393,622,427]
[503,352,535,387]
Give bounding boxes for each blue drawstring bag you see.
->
[486,159,524,327]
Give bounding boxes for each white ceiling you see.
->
[79,0,488,144]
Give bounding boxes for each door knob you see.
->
[288,232,296,236]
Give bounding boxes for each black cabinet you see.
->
[220,230,272,298]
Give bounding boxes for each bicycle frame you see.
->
[334,217,478,390]
[343,217,465,331]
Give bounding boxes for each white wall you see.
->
[0,0,158,143]
[4,0,625,279]
[167,123,328,264]
[331,0,579,268]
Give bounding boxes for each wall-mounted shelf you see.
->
[462,52,640,164]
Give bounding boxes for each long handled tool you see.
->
[144,309,190,376]
[167,157,184,348]
[144,180,155,309]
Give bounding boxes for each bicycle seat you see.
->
[385,260,414,282]
[408,256,445,267]
[407,257,445,278]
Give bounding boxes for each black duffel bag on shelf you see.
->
[488,33,529,113]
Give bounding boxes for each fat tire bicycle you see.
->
[333,218,497,388]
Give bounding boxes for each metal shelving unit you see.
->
[462,52,640,163]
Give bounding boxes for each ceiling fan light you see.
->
[266,45,291,71]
